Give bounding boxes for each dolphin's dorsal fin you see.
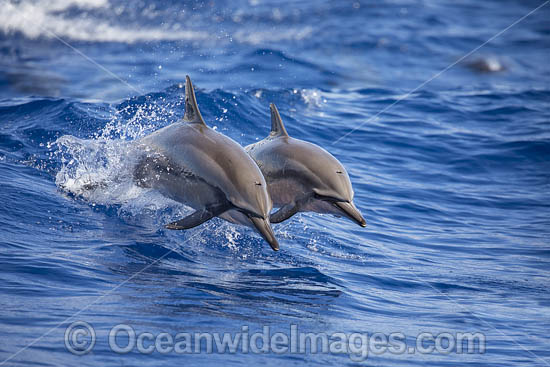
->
[269,103,289,138]
[183,75,207,126]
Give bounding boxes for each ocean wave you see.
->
[1,0,208,43]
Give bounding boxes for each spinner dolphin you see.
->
[134,76,279,251]
[246,104,366,227]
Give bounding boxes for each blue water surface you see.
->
[1,0,549,366]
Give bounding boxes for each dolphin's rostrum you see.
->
[134,76,279,251]
[246,103,366,227]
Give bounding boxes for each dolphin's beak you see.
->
[333,201,366,227]
[249,216,280,251]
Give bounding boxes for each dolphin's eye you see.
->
[336,170,343,174]
[255,181,262,186]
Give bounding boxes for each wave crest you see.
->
[1,0,207,43]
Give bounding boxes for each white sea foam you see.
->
[2,0,314,45]
[233,26,313,45]
[1,0,207,43]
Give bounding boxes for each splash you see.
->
[55,135,140,203]
[54,95,185,218]
[296,88,327,108]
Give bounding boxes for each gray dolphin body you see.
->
[134,76,279,251]
[245,104,366,227]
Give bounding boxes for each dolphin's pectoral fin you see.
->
[165,210,215,230]
[270,203,299,223]
[165,204,229,230]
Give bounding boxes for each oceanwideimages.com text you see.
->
[65,322,485,361]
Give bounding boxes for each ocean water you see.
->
[1,0,549,366]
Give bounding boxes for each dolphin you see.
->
[133,76,279,251]
[245,103,366,227]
